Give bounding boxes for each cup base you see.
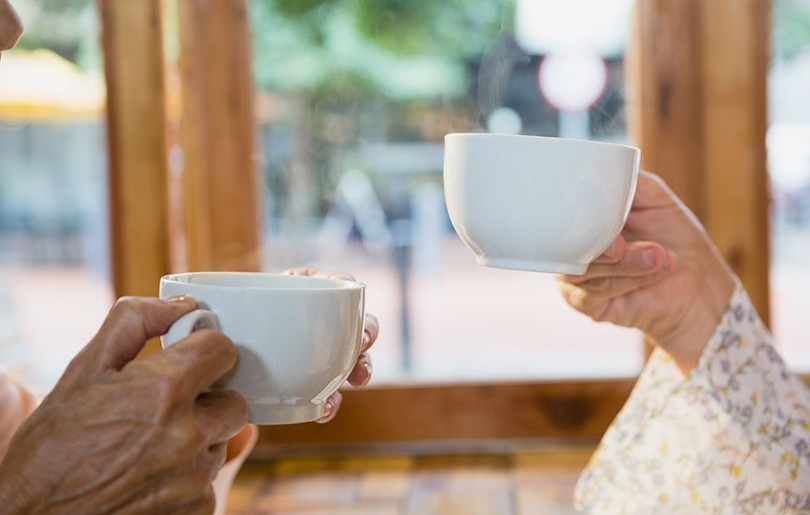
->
[248,402,326,425]
[476,256,587,275]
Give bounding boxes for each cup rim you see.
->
[443,132,640,153]
[160,271,366,292]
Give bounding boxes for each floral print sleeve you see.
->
[574,282,810,514]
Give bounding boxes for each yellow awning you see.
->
[0,49,105,121]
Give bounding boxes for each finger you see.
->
[171,489,216,515]
[195,388,249,445]
[361,313,379,352]
[632,170,677,210]
[346,352,372,388]
[593,236,626,264]
[149,329,239,398]
[197,442,228,483]
[0,0,23,51]
[315,391,343,424]
[561,242,670,285]
[283,267,356,282]
[70,296,197,378]
[225,424,258,462]
[558,261,674,322]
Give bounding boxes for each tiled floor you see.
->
[226,444,593,514]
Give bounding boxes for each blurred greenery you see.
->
[13,0,512,100]
[13,0,100,70]
[12,0,810,222]
[16,0,810,82]
[774,0,810,61]
[250,0,511,100]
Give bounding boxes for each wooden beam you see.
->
[627,0,704,214]
[628,0,771,324]
[98,0,171,297]
[700,0,771,323]
[176,0,263,272]
[256,380,635,451]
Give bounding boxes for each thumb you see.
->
[633,170,677,210]
[64,295,197,381]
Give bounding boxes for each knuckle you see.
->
[151,364,187,401]
[586,277,613,295]
[107,296,149,328]
[559,283,609,322]
[231,392,249,420]
[558,282,588,309]
[201,389,249,424]
[185,329,238,364]
[207,330,238,362]
[166,420,207,457]
[111,295,145,315]
[589,301,613,323]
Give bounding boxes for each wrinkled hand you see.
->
[556,171,736,372]
[0,296,247,515]
[283,267,378,423]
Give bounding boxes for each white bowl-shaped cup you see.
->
[443,133,640,274]
[160,272,365,425]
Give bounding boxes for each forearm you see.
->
[653,242,737,373]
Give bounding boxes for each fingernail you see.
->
[359,362,372,387]
[663,250,677,271]
[641,249,656,269]
[162,294,192,303]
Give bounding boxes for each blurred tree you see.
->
[773,0,810,61]
[13,0,97,65]
[15,0,810,72]
[251,0,511,100]
[251,0,513,229]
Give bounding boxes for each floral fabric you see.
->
[575,283,810,514]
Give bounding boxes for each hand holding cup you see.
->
[161,268,373,425]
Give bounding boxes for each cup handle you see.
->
[162,309,220,348]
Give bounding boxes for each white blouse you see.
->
[575,283,810,513]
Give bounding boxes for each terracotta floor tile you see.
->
[514,486,579,515]
[251,473,360,511]
[227,446,589,514]
[357,471,412,502]
[403,488,513,515]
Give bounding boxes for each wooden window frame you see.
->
[99,0,782,451]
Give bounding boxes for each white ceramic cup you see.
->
[159,272,365,425]
[443,133,640,274]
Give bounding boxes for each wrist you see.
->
[655,246,737,373]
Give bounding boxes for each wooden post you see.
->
[627,0,771,325]
[98,0,171,298]
[700,0,771,323]
[177,0,263,272]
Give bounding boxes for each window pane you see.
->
[0,1,112,396]
[250,0,642,384]
[769,0,810,371]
